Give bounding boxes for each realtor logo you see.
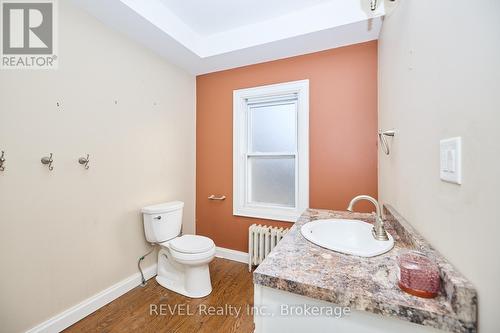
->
[1,0,57,69]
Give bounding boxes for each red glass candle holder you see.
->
[397,251,440,298]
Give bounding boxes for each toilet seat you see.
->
[169,246,216,265]
[170,235,215,254]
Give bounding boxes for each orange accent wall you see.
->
[196,41,378,252]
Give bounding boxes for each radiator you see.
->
[248,224,289,271]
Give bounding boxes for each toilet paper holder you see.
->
[208,195,226,201]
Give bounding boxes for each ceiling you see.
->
[70,0,386,75]
[159,0,333,36]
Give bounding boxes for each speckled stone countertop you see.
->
[253,205,477,333]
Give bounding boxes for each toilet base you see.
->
[156,247,214,298]
[156,275,212,298]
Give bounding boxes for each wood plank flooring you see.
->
[64,258,255,333]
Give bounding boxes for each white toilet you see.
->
[142,201,215,298]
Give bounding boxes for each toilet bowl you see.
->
[142,202,216,298]
[156,235,215,298]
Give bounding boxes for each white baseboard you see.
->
[25,248,247,333]
[215,246,248,264]
[26,264,157,333]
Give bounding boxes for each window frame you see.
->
[233,80,309,222]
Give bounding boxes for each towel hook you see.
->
[41,153,54,171]
[78,154,90,169]
[0,150,5,171]
[378,129,396,155]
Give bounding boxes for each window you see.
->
[233,80,309,222]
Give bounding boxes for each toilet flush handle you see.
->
[154,216,162,220]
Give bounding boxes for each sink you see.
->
[301,219,394,257]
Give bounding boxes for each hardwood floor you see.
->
[64,258,255,333]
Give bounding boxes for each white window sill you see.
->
[233,207,302,223]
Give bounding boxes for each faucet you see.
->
[347,195,389,241]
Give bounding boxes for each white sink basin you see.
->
[301,219,394,257]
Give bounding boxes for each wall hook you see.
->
[78,154,90,169]
[378,129,396,155]
[41,153,54,171]
[0,150,5,171]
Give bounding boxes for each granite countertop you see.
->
[253,205,477,333]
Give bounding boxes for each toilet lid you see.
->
[170,235,215,254]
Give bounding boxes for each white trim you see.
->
[25,265,157,333]
[24,249,248,333]
[215,247,249,264]
[233,80,309,223]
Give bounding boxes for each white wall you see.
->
[378,0,500,332]
[0,2,195,332]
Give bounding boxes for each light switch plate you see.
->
[440,137,462,184]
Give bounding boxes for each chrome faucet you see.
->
[347,195,389,241]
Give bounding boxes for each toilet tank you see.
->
[142,201,184,243]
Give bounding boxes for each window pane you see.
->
[249,157,295,207]
[249,102,296,153]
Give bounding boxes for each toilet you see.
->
[142,201,215,298]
